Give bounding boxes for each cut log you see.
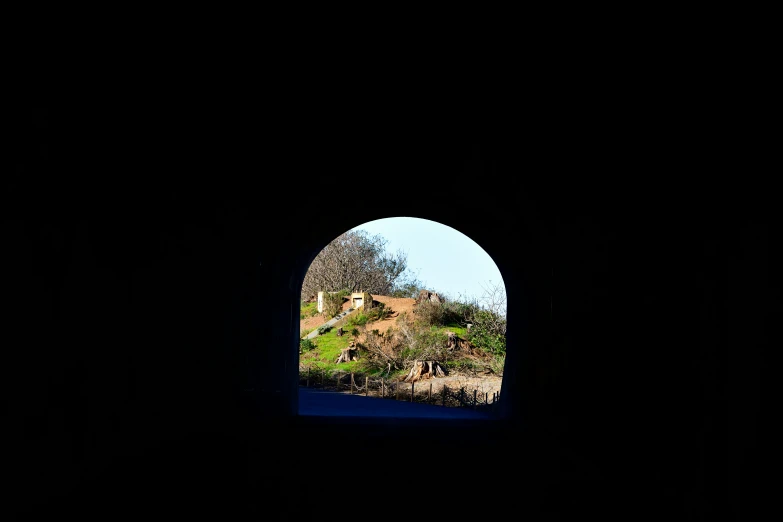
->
[445,331,474,353]
[335,342,359,363]
[403,360,447,382]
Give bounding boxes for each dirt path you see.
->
[401,373,503,400]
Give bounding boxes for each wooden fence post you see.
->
[410,382,414,402]
[365,376,368,396]
[473,389,478,409]
[381,378,385,398]
[350,373,354,395]
[396,382,400,401]
[429,383,432,403]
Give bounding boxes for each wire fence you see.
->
[299,368,501,413]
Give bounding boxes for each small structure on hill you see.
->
[351,291,373,311]
[317,291,374,314]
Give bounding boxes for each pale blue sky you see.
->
[349,217,505,304]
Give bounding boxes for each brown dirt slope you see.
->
[299,295,416,335]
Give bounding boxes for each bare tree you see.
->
[301,230,419,300]
[476,280,507,334]
[454,281,507,354]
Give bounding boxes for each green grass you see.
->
[299,327,359,373]
[300,301,319,319]
[441,322,467,337]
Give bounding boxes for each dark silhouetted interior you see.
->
[5,104,770,520]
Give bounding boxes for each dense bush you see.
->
[441,300,473,325]
[322,289,349,318]
[366,302,391,321]
[349,313,369,326]
[466,308,507,355]
[413,300,444,327]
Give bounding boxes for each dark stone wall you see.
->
[4,104,771,520]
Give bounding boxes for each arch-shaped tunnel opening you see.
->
[234,140,545,436]
[284,214,530,426]
[254,199,544,425]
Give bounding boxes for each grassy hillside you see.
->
[299,299,503,383]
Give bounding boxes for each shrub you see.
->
[317,324,332,335]
[322,290,347,318]
[300,338,316,352]
[349,313,369,326]
[366,302,391,321]
[467,309,507,355]
[414,300,444,327]
[441,300,472,325]
[488,353,505,376]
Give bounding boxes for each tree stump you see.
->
[335,342,359,363]
[445,331,473,353]
[403,360,447,382]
